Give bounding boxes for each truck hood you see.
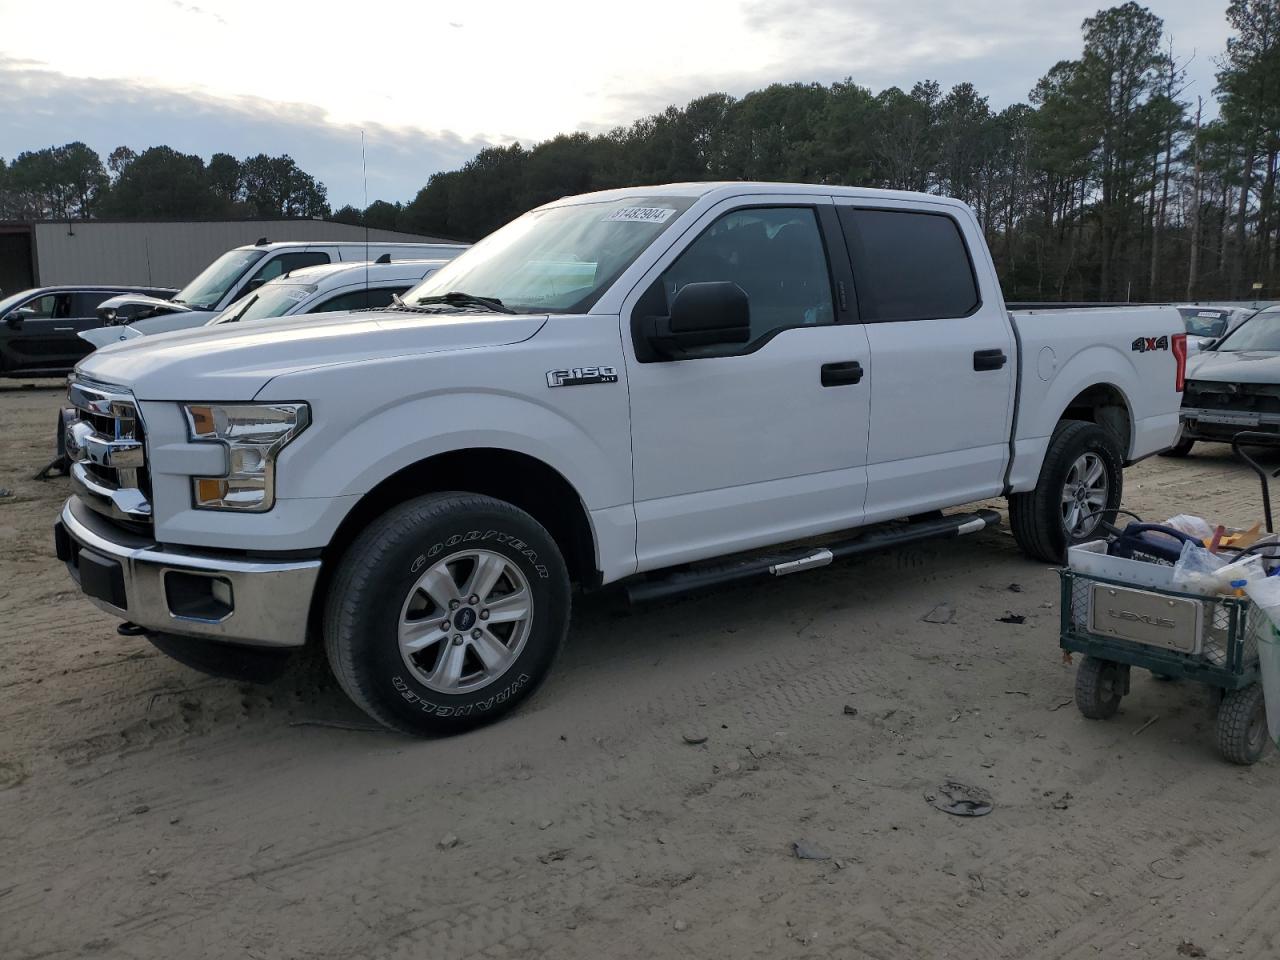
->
[1187,350,1280,386]
[75,310,549,401]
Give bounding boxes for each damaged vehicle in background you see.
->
[1176,304,1257,351]
[1166,304,1280,456]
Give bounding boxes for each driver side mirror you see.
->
[642,281,750,359]
[5,306,34,329]
[244,276,267,293]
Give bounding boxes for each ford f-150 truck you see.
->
[54,182,1186,735]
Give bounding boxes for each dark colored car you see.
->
[0,285,176,378]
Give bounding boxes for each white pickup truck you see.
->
[54,182,1186,735]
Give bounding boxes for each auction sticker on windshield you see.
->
[604,207,676,223]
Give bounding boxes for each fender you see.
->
[1007,343,1139,493]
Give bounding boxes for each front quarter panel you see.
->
[251,314,635,569]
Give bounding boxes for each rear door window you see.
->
[838,208,979,322]
[248,251,331,286]
[72,292,110,317]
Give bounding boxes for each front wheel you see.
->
[324,493,570,736]
[1009,420,1124,563]
[1075,656,1125,719]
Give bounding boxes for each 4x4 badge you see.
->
[1131,335,1169,353]
[546,366,619,388]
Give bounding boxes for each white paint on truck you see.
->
[56,181,1185,734]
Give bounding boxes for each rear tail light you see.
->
[1172,333,1187,392]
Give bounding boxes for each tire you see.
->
[1216,684,1270,766]
[1075,656,1125,720]
[324,492,571,736]
[1159,427,1195,458]
[1009,420,1124,563]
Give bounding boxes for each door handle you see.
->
[973,349,1007,371]
[821,360,863,387]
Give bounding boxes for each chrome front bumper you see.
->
[56,496,320,648]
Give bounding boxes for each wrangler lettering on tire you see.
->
[324,493,570,735]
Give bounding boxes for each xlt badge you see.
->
[546,366,619,388]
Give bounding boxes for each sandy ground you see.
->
[2,378,1278,960]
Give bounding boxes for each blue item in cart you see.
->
[1108,522,1199,565]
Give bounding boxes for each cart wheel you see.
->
[1076,656,1124,719]
[1216,684,1271,766]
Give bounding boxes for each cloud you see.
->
[167,1,227,26]
[0,56,496,206]
[590,0,1228,123]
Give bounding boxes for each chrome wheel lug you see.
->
[452,634,463,646]
[449,599,460,611]
[468,594,479,605]
[479,609,490,621]
[471,629,482,640]
[441,620,450,631]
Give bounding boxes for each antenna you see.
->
[361,130,369,301]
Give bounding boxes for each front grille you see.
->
[1184,379,1280,415]
[66,378,153,531]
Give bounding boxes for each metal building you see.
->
[0,218,460,294]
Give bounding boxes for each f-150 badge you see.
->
[1131,335,1169,352]
[546,366,619,388]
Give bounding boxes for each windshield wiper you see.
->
[415,291,516,314]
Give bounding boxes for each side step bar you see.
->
[625,508,1001,604]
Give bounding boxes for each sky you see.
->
[0,0,1233,208]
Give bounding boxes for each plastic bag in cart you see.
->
[1170,542,1265,596]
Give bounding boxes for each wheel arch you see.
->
[1058,381,1134,459]
[307,447,601,642]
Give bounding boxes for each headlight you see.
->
[182,402,310,511]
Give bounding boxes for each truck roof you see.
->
[542,181,973,212]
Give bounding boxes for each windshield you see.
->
[175,249,266,310]
[209,282,318,325]
[398,196,698,314]
[1178,308,1230,339]
[1215,309,1280,352]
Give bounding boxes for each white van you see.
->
[84,259,448,346]
[91,238,468,338]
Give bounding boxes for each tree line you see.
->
[2,0,1277,302]
[0,144,328,221]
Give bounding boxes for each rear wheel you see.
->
[1160,426,1195,458]
[1216,684,1270,765]
[324,492,570,736]
[1009,420,1124,563]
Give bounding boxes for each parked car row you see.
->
[1,238,468,377]
[84,259,449,348]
